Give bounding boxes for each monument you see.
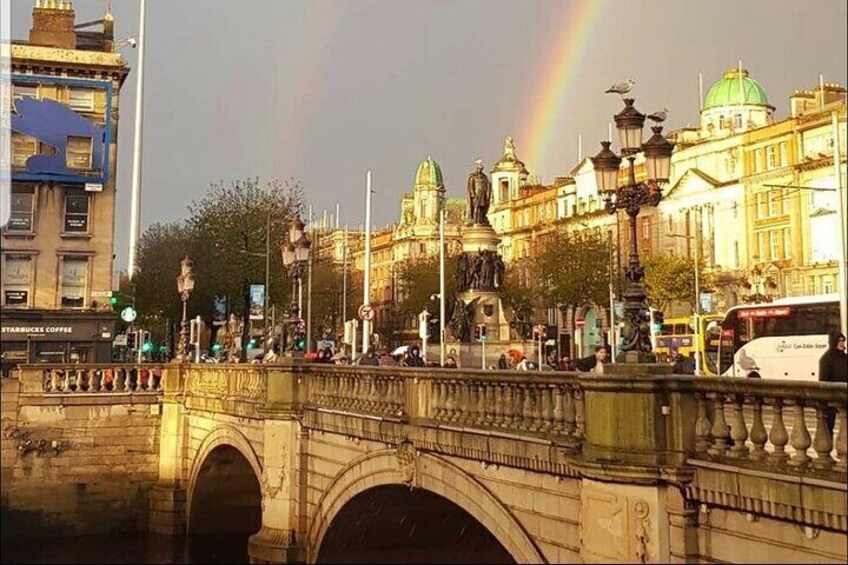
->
[448,156,511,345]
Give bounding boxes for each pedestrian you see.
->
[444,356,458,369]
[819,330,847,432]
[357,348,380,366]
[405,346,425,367]
[556,355,573,371]
[379,347,397,367]
[497,354,509,370]
[575,346,608,374]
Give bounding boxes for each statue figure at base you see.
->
[467,159,492,226]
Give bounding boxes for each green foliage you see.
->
[309,258,363,342]
[642,252,713,312]
[533,227,610,313]
[131,177,304,342]
[395,251,458,319]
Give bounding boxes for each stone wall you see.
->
[0,377,162,538]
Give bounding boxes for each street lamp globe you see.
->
[289,217,305,244]
[281,242,296,267]
[642,126,675,184]
[614,98,646,155]
[295,237,312,262]
[591,141,622,195]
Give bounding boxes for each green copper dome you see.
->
[415,156,444,187]
[704,68,770,109]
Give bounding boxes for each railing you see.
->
[183,364,267,404]
[302,365,585,440]
[30,364,165,394]
[686,378,847,472]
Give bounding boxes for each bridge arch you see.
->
[307,448,544,563]
[186,424,264,536]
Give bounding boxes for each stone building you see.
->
[1,2,129,374]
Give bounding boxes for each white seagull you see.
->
[647,108,669,123]
[605,79,636,96]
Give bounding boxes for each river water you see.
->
[1,533,249,564]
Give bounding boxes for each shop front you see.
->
[0,310,116,376]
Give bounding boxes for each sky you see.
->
[9,0,848,272]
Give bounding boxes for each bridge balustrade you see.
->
[25,364,165,394]
[303,366,586,440]
[686,377,847,472]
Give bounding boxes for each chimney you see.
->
[30,0,77,50]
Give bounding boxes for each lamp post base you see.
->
[615,350,657,365]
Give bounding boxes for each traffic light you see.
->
[474,323,487,342]
[294,333,306,351]
[140,330,153,353]
[126,331,137,350]
[652,310,665,333]
[212,342,223,353]
[109,294,119,310]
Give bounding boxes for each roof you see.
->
[415,156,443,187]
[704,68,770,109]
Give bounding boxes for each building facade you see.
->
[1,2,129,374]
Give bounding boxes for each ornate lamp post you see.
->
[592,98,674,362]
[175,256,195,361]
[281,217,311,353]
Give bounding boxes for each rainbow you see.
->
[520,0,606,179]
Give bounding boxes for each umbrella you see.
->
[330,351,348,361]
[391,345,411,356]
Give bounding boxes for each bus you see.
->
[710,294,840,381]
[653,314,724,373]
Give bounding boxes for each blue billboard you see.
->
[10,75,113,186]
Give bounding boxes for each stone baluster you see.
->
[552,386,564,432]
[444,381,457,421]
[748,396,768,460]
[694,393,712,453]
[483,383,495,425]
[769,398,790,465]
[50,370,61,392]
[835,405,847,472]
[465,381,478,423]
[456,381,467,423]
[92,369,102,392]
[502,383,514,426]
[349,376,360,408]
[493,383,505,427]
[563,386,576,435]
[728,394,749,457]
[519,385,532,430]
[707,393,730,457]
[788,401,812,466]
[390,378,402,415]
[433,381,445,419]
[67,369,77,392]
[335,376,346,406]
[530,386,544,431]
[470,382,483,424]
[384,377,394,414]
[812,401,835,470]
[42,370,51,392]
[574,389,585,437]
[367,375,379,412]
[540,385,554,430]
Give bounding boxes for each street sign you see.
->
[113,334,128,347]
[120,306,137,323]
[575,317,586,329]
[358,304,375,321]
[699,292,714,314]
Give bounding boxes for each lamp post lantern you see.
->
[281,216,311,354]
[592,97,674,362]
[175,256,195,361]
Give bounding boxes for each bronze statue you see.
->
[466,159,492,225]
[448,297,480,342]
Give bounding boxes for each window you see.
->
[61,257,88,308]
[6,185,35,232]
[823,276,834,295]
[756,193,766,218]
[66,136,93,170]
[63,192,90,233]
[782,227,791,259]
[766,145,777,169]
[733,114,743,129]
[769,231,780,260]
[733,241,740,268]
[2,255,33,307]
[767,191,777,217]
[779,142,788,166]
[68,87,94,112]
[12,83,38,100]
[754,150,763,172]
[500,179,509,203]
[757,232,766,260]
[11,134,37,168]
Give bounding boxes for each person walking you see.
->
[357,348,380,366]
[575,346,607,374]
[819,331,847,432]
[404,345,425,367]
[556,355,573,371]
[497,354,509,370]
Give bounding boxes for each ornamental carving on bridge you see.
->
[396,441,418,490]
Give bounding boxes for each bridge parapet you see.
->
[18,363,165,395]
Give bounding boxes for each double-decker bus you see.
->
[653,314,725,372]
[709,294,840,381]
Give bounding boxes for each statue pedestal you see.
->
[461,224,500,253]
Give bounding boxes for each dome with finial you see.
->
[415,156,444,188]
[704,68,771,109]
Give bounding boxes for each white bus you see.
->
[712,294,840,381]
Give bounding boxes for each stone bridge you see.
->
[2,362,846,563]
